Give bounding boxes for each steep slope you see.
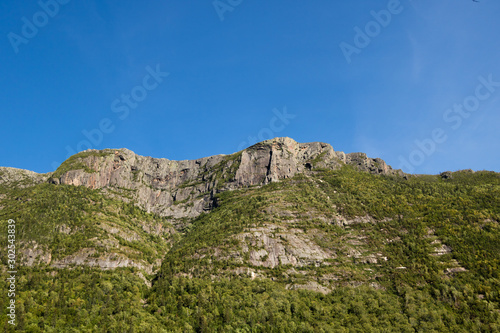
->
[158,166,500,286]
[149,167,500,331]
[46,137,401,222]
[0,138,400,277]
[0,182,174,277]
[1,138,499,332]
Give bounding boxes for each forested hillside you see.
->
[1,140,499,332]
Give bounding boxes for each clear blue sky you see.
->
[1,0,499,174]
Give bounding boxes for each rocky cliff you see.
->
[41,138,400,223]
[0,137,401,226]
[1,138,497,311]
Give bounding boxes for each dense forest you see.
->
[1,165,499,332]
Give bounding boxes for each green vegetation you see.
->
[151,166,500,331]
[0,267,166,332]
[209,152,243,190]
[52,150,114,179]
[132,169,141,182]
[1,164,499,331]
[309,151,327,167]
[149,275,500,332]
[0,183,172,262]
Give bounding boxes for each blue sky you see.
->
[1,0,499,174]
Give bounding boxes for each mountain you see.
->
[47,137,400,219]
[1,138,499,332]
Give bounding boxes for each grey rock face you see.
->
[0,137,402,222]
[50,248,155,274]
[235,137,342,185]
[54,148,227,219]
[340,152,399,175]
[19,241,52,266]
[235,225,333,268]
[0,167,50,188]
[43,137,400,220]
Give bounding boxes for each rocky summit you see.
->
[45,137,400,219]
[1,138,499,332]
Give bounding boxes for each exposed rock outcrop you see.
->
[43,137,400,220]
[235,225,333,268]
[0,167,50,188]
[19,241,52,266]
[0,138,400,221]
[50,248,157,274]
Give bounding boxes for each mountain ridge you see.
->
[1,137,499,331]
[2,137,402,221]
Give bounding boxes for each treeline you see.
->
[0,267,165,332]
[1,267,498,332]
[0,166,499,331]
